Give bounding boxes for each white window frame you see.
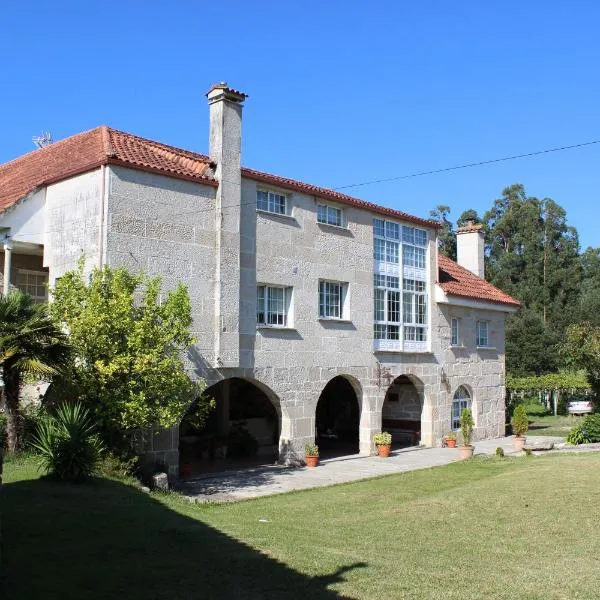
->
[476,320,489,347]
[318,280,349,320]
[317,203,343,227]
[257,284,292,327]
[451,317,459,346]
[16,269,48,303]
[256,189,287,215]
[372,217,429,351]
[452,387,472,431]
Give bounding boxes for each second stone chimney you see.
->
[456,221,485,278]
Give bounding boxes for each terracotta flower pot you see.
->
[446,439,457,448]
[514,436,526,451]
[459,445,474,459]
[377,444,392,457]
[305,455,319,467]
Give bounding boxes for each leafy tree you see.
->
[0,292,70,454]
[505,309,559,375]
[561,323,600,402]
[429,204,456,259]
[50,263,209,447]
[576,247,600,326]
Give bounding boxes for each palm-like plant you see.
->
[0,291,70,453]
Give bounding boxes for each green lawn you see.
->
[524,402,584,437]
[2,453,600,600]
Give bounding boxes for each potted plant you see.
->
[304,443,319,467]
[444,431,457,448]
[373,431,392,457]
[511,404,529,450]
[459,408,474,459]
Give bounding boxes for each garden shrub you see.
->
[511,404,529,437]
[566,424,591,445]
[95,452,139,480]
[31,402,103,482]
[495,447,505,457]
[460,408,474,446]
[581,414,600,443]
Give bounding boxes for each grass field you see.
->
[524,402,584,437]
[2,453,600,600]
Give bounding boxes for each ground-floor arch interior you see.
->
[179,377,280,476]
[382,375,423,448]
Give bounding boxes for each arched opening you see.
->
[315,376,360,458]
[451,385,473,431]
[179,378,280,476]
[382,375,423,448]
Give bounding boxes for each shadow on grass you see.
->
[1,475,365,599]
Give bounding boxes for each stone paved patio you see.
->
[180,435,573,503]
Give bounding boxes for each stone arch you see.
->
[315,374,362,458]
[382,374,426,447]
[179,377,281,476]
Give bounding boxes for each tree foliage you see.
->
[50,263,208,442]
[560,323,600,401]
[506,371,590,392]
[429,205,456,260]
[0,291,70,453]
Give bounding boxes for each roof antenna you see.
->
[32,131,53,148]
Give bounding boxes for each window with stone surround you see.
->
[452,386,472,430]
[373,219,429,351]
[257,285,292,327]
[319,280,348,320]
[451,317,459,346]
[257,189,287,215]
[317,204,343,227]
[16,269,48,304]
[476,320,489,347]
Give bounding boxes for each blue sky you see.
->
[2,1,599,249]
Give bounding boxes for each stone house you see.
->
[0,83,519,476]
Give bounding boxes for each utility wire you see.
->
[332,139,600,191]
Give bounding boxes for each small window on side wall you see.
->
[476,320,489,347]
[257,285,292,327]
[317,204,343,227]
[451,318,459,346]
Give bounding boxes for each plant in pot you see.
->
[444,431,457,448]
[459,408,474,459]
[304,443,319,467]
[373,431,392,457]
[511,404,529,450]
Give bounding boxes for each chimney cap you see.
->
[206,82,248,102]
[457,220,483,234]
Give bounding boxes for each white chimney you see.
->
[456,221,485,278]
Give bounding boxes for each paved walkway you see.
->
[180,435,569,503]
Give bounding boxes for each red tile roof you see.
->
[0,127,216,213]
[438,254,521,308]
[0,127,438,228]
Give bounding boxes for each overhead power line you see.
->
[332,139,600,191]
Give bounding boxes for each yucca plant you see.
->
[31,402,103,482]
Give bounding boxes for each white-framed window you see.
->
[452,386,472,430]
[373,219,429,349]
[16,269,48,303]
[257,285,291,327]
[319,280,348,319]
[257,190,287,215]
[451,318,459,346]
[476,320,489,347]
[317,204,343,227]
